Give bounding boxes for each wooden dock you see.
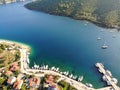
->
[96,63,120,90]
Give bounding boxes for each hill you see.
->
[25,0,120,29]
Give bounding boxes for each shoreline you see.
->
[0,39,31,49]
[24,5,120,31]
[19,43,117,90]
[1,39,119,90]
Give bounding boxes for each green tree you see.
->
[3,86,7,90]
[0,77,6,85]
[104,10,119,27]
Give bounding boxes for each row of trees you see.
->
[25,0,120,28]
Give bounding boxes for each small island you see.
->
[25,0,120,30]
[0,39,119,90]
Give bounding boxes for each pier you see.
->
[96,63,120,90]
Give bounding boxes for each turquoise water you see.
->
[1,2,120,88]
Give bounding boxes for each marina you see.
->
[96,63,120,90]
[0,39,120,90]
[18,41,120,90]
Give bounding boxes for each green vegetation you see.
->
[0,43,21,68]
[0,77,6,85]
[58,80,77,90]
[25,0,120,29]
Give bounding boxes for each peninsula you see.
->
[0,39,120,90]
[25,0,120,30]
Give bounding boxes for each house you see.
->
[9,62,20,71]
[13,80,23,90]
[7,76,16,85]
[29,77,41,88]
[5,70,13,76]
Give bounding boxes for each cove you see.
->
[0,2,120,88]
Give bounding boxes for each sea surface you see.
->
[0,2,120,88]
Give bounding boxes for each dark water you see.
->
[0,2,120,88]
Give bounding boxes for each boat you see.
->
[45,65,48,70]
[33,62,38,69]
[26,56,30,64]
[111,78,118,84]
[56,68,59,72]
[107,81,111,85]
[95,63,104,68]
[101,44,108,49]
[51,66,55,70]
[66,71,69,76]
[97,37,101,40]
[106,70,112,77]
[84,23,87,26]
[73,75,77,80]
[98,69,102,73]
[102,75,107,81]
[85,83,93,88]
[78,76,83,82]
[69,74,73,78]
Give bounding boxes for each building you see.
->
[5,70,13,76]
[13,80,23,90]
[9,63,20,71]
[29,77,41,88]
[7,76,16,85]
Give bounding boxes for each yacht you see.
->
[106,70,112,77]
[102,75,107,81]
[97,37,101,40]
[84,23,87,26]
[78,76,83,82]
[85,83,93,88]
[101,44,108,49]
[111,78,118,84]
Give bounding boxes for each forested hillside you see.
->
[25,0,120,29]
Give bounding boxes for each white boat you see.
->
[78,76,83,82]
[84,23,87,26]
[73,75,77,80]
[26,57,30,64]
[66,71,69,76]
[69,74,73,78]
[33,62,38,69]
[45,65,48,70]
[101,44,108,49]
[102,75,107,81]
[85,83,93,88]
[56,68,59,72]
[111,78,118,84]
[97,37,101,40]
[107,81,111,85]
[106,70,112,77]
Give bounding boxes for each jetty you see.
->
[96,63,120,90]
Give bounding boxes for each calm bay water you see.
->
[0,2,120,88]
